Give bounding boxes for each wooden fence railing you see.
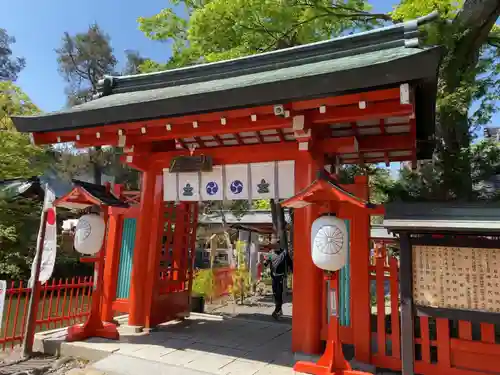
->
[0,277,93,350]
[213,267,234,297]
[368,246,500,375]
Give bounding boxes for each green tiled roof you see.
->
[12,12,442,135]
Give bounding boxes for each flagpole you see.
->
[22,209,48,358]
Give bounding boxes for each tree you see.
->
[123,50,147,75]
[0,82,50,280]
[0,29,25,82]
[392,0,500,200]
[0,82,48,178]
[55,27,146,188]
[56,24,118,185]
[56,24,117,106]
[138,0,500,201]
[138,0,386,70]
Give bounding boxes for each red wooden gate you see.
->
[149,202,198,325]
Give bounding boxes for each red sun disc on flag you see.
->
[46,208,56,226]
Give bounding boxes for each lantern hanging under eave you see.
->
[74,214,106,255]
[311,215,348,272]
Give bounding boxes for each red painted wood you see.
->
[101,211,124,322]
[451,339,500,373]
[436,318,452,368]
[33,87,408,146]
[458,321,472,340]
[389,257,401,359]
[0,278,93,349]
[375,254,386,356]
[144,172,165,328]
[112,299,129,313]
[420,317,431,363]
[129,169,157,326]
[292,150,324,355]
[350,176,371,363]
[480,323,496,344]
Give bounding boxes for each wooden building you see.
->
[11,12,453,372]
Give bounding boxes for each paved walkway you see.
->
[206,293,293,323]
[36,314,303,375]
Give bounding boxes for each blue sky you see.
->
[2,0,498,130]
[2,0,393,112]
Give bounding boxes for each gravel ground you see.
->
[0,348,88,375]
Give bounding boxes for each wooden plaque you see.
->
[412,245,500,313]
[169,155,213,173]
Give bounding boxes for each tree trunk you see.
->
[435,0,500,200]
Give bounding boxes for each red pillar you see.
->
[128,169,156,327]
[350,175,371,362]
[101,210,123,322]
[292,152,324,355]
[143,172,165,328]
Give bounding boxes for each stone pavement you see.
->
[35,314,304,375]
[206,293,293,323]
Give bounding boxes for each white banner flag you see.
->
[163,161,296,202]
[30,185,57,286]
[0,280,6,329]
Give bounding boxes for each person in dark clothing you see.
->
[264,248,293,320]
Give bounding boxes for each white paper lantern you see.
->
[311,216,348,271]
[74,214,106,255]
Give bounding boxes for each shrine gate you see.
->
[13,12,442,361]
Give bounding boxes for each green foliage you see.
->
[0,82,54,280]
[0,82,48,179]
[337,164,392,204]
[54,25,143,187]
[0,198,41,280]
[192,269,215,298]
[253,199,271,210]
[391,0,499,199]
[376,139,500,202]
[53,146,140,190]
[123,50,148,76]
[0,29,25,82]
[56,24,117,105]
[391,0,463,22]
[138,0,388,70]
[229,241,252,304]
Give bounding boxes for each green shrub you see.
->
[229,241,252,304]
[192,269,215,299]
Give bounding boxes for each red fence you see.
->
[0,277,93,350]
[213,267,234,297]
[367,245,500,375]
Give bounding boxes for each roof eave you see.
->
[12,46,443,141]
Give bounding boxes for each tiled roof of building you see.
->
[12,12,442,136]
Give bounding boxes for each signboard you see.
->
[163,161,295,202]
[412,245,500,312]
[169,155,213,173]
[0,280,6,329]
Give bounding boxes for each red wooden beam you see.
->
[309,101,413,125]
[32,87,413,147]
[379,119,386,135]
[357,134,413,151]
[342,154,412,164]
[277,129,286,142]
[146,141,303,168]
[128,133,413,170]
[291,87,402,111]
[71,101,412,148]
